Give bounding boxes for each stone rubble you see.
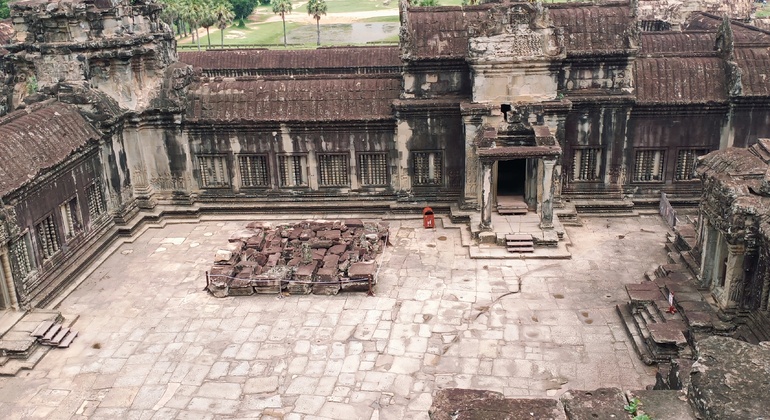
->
[206,220,388,297]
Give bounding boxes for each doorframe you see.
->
[493,159,529,202]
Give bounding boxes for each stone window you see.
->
[198,155,230,188]
[358,153,388,186]
[9,234,33,281]
[86,181,107,220]
[239,155,270,188]
[278,155,307,187]
[59,197,82,239]
[675,149,709,181]
[633,150,665,182]
[572,148,602,181]
[640,20,672,32]
[413,151,443,186]
[36,214,60,259]
[318,154,350,187]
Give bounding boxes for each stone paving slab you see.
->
[0,215,667,419]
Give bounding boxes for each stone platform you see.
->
[458,209,572,259]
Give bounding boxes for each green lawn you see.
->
[320,0,398,13]
[757,5,770,18]
[184,21,302,47]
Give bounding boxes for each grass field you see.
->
[178,0,581,49]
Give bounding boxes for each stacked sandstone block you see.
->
[206,219,388,297]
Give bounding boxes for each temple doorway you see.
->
[496,159,528,214]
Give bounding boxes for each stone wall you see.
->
[7,0,179,112]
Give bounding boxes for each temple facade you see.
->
[1,0,770,308]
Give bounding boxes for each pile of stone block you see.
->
[206,219,388,297]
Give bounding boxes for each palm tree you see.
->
[213,1,235,47]
[272,0,292,47]
[306,0,327,46]
[184,0,205,50]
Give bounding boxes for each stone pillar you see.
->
[480,160,493,230]
[540,158,557,229]
[724,244,746,309]
[0,251,18,310]
[699,224,718,288]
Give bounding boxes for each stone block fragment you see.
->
[322,254,339,268]
[343,262,377,292]
[430,388,565,420]
[287,261,317,295]
[345,219,364,228]
[328,244,347,255]
[560,388,627,420]
[312,267,340,295]
[318,230,341,240]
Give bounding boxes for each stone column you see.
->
[0,251,18,310]
[480,160,493,230]
[724,244,746,309]
[540,158,557,229]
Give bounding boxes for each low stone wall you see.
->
[206,219,389,297]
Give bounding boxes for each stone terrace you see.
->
[0,215,668,419]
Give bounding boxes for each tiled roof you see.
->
[734,47,770,97]
[697,148,766,179]
[405,6,486,59]
[0,103,102,197]
[178,46,402,71]
[186,76,401,123]
[0,19,13,56]
[686,13,770,45]
[640,32,716,56]
[549,4,633,54]
[634,57,727,104]
[0,19,13,45]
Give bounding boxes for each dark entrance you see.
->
[497,159,526,197]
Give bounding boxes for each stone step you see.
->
[497,208,528,215]
[616,304,655,365]
[41,323,62,343]
[46,328,70,347]
[507,246,535,253]
[57,331,78,348]
[30,320,55,338]
[0,345,49,377]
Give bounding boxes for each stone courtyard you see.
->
[0,215,669,419]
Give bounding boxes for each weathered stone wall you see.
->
[184,124,399,198]
[7,0,178,111]
[638,0,754,25]
[689,336,770,419]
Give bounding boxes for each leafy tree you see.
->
[272,0,292,47]
[229,0,257,21]
[0,0,10,20]
[306,0,327,46]
[213,1,235,47]
[418,0,438,5]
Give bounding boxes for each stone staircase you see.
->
[505,234,534,253]
[0,310,77,376]
[617,230,735,365]
[496,195,528,215]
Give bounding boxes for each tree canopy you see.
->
[272,0,292,47]
[229,0,258,21]
[1,0,10,20]
[306,0,327,46]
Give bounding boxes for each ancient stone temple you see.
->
[694,139,770,333]
[1,0,770,308]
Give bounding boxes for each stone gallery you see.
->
[0,0,768,416]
